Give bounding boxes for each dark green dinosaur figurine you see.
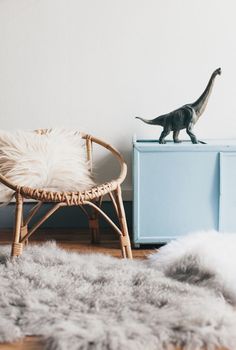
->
[136,68,221,144]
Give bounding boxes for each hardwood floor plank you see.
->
[0,228,153,258]
[0,337,43,350]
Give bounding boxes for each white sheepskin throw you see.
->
[2,235,236,349]
[0,129,94,202]
[149,230,236,304]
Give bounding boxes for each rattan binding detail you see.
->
[11,243,23,257]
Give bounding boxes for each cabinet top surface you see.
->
[133,138,236,152]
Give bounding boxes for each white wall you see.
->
[0,0,236,198]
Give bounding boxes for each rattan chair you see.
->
[0,129,132,259]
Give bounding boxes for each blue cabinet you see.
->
[133,138,236,245]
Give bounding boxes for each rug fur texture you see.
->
[0,128,94,202]
[1,231,236,350]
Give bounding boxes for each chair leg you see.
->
[21,225,29,246]
[20,212,29,246]
[89,211,100,244]
[11,193,24,257]
[114,186,132,259]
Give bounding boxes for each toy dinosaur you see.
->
[136,68,221,144]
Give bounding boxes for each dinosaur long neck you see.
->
[191,72,218,117]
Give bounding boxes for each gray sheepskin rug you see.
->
[1,231,236,350]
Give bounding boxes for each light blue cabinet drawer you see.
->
[133,139,236,245]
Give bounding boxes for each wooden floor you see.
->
[0,228,153,258]
[0,229,225,350]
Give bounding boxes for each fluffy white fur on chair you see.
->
[0,129,94,202]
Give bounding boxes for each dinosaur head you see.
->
[214,67,221,76]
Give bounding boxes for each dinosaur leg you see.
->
[173,130,182,143]
[186,124,198,144]
[159,128,170,144]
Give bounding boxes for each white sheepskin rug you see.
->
[0,129,94,202]
[1,231,236,349]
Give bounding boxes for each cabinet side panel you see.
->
[133,146,140,243]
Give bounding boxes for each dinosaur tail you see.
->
[135,117,157,125]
